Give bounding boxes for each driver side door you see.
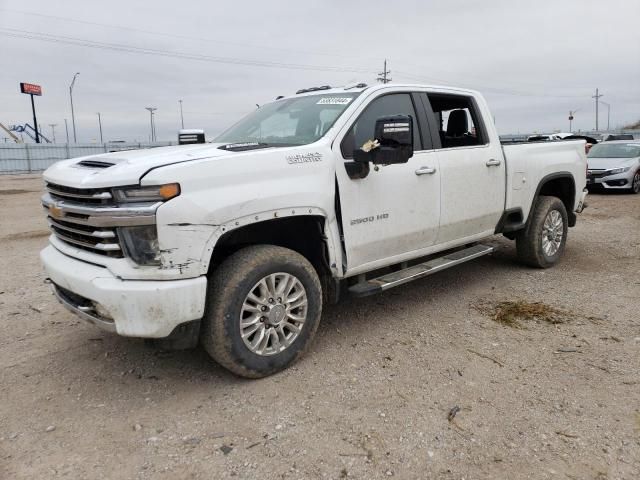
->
[334,92,441,275]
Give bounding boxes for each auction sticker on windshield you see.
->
[316,97,353,105]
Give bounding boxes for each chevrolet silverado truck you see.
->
[41,83,588,378]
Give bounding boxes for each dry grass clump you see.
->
[474,300,573,328]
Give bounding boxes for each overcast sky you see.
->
[1,0,639,143]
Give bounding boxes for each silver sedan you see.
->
[587,140,640,193]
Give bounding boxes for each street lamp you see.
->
[600,101,611,131]
[49,124,57,143]
[96,113,103,143]
[145,107,157,142]
[179,99,184,129]
[568,109,579,132]
[69,72,80,143]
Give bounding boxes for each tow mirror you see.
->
[353,115,414,165]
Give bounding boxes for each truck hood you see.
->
[588,156,639,170]
[43,143,237,188]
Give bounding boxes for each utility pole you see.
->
[179,99,184,129]
[97,112,103,143]
[600,101,610,131]
[64,118,69,143]
[49,123,57,143]
[145,107,157,142]
[592,88,603,131]
[377,59,392,84]
[69,72,80,143]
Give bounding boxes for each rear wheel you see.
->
[516,196,568,268]
[201,245,322,378]
[631,170,640,194]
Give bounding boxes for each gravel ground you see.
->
[1,174,638,480]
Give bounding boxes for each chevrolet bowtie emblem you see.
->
[49,204,63,219]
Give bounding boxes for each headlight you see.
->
[119,225,161,265]
[113,183,180,203]
[609,167,630,175]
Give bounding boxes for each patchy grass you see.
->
[474,300,573,328]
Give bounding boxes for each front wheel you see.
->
[516,196,568,268]
[631,170,640,194]
[201,245,322,378]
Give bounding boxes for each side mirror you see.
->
[353,115,414,165]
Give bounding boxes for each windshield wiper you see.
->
[218,142,302,152]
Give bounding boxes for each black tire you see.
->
[631,170,640,194]
[516,196,568,268]
[201,245,322,378]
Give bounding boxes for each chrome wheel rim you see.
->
[541,210,563,257]
[240,272,308,356]
[633,172,640,193]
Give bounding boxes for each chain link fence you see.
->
[0,142,178,174]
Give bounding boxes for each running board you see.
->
[349,244,494,297]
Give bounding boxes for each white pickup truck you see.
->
[41,83,588,377]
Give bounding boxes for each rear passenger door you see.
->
[421,92,505,244]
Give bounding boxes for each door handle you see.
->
[486,158,501,167]
[415,166,437,175]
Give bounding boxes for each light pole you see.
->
[69,72,80,143]
[179,99,184,129]
[97,112,103,143]
[600,101,610,131]
[145,107,157,142]
[64,119,69,144]
[49,124,57,143]
[569,109,579,132]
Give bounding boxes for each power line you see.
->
[1,26,616,102]
[0,27,377,75]
[0,8,375,62]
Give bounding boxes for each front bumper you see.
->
[41,245,207,338]
[587,170,634,189]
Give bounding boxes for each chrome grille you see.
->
[45,182,120,256]
[43,183,158,258]
[46,182,113,205]
[47,217,122,257]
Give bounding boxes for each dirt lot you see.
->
[1,174,638,480]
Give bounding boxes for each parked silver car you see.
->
[587,141,640,193]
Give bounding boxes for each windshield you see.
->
[214,93,360,146]
[588,143,640,158]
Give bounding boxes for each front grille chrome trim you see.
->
[42,193,158,227]
[47,185,113,200]
[47,218,116,239]
[51,230,121,252]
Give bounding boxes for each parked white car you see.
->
[40,83,588,377]
[587,141,640,193]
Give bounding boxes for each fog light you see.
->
[92,301,113,320]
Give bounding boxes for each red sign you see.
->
[20,83,42,96]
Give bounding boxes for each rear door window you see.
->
[426,94,487,149]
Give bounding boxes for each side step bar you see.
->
[349,244,494,297]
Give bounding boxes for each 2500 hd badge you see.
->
[350,213,389,226]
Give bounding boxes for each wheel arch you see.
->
[203,211,341,302]
[530,172,577,227]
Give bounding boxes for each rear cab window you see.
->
[424,93,488,149]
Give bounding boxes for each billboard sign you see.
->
[20,83,42,96]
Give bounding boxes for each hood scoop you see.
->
[76,159,115,169]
